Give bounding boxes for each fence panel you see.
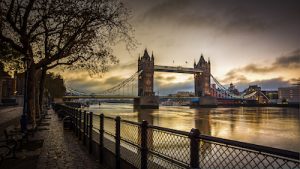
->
[199,138,300,169]
[119,120,141,168]
[147,126,190,168]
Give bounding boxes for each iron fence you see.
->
[52,103,300,169]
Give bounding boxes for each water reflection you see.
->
[86,103,300,152]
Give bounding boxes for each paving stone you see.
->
[35,110,106,169]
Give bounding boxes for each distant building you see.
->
[0,63,24,105]
[0,63,15,105]
[228,83,240,95]
[243,85,270,104]
[168,91,194,97]
[261,90,278,103]
[278,85,300,104]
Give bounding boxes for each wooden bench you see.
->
[3,126,27,149]
[0,137,17,164]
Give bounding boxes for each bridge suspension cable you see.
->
[210,74,258,99]
[66,70,142,96]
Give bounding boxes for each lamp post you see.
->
[20,56,30,133]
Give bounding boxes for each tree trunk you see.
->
[27,64,37,128]
[39,67,47,114]
[35,69,41,120]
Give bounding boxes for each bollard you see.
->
[141,120,148,169]
[115,116,121,169]
[89,112,93,154]
[99,114,104,163]
[189,128,200,169]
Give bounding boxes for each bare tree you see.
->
[0,0,134,126]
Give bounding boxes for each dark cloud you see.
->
[242,64,275,73]
[289,77,300,84]
[136,0,300,34]
[67,79,102,93]
[104,76,127,86]
[222,49,300,83]
[222,71,249,84]
[233,78,293,91]
[274,49,300,67]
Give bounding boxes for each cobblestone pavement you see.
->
[35,110,105,169]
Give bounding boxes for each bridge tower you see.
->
[138,49,154,96]
[194,54,211,96]
[135,49,159,109]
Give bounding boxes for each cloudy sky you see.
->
[60,0,300,95]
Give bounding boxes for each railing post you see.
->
[75,109,79,137]
[99,114,104,163]
[115,116,121,169]
[72,108,76,132]
[83,111,87,145]
[189,128,200,169]
[79,110,82,140]
[141,120,148,169]
[89,112,93,154]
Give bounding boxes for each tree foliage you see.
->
[0,0,135,123]
[0,0,134,74]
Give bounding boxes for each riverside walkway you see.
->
[1,109,105,169]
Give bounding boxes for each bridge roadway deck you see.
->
[154,65,202,74]
[63,95,200,99]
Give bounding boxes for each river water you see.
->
[85,103,300,152]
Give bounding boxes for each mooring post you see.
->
[99,114,104,163]
[89,112,93,154]
[115,116,121,169]
[189,128,201,169]
[141,120,148,169]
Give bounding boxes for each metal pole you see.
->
[79,110,82,140]
[189,128,200,169]
[99,114,104,163]
[89,112,93,154]
[83,111,87,145]
[76,109,79,137]
[141,120,148,169]
[115,116,121,169]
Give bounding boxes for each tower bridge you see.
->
[135,49,211,108]
[65,49,262,108]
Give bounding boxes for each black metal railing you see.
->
[52,103,300,169]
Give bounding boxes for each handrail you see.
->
[120,119,141,126]
[148,124,190,136]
